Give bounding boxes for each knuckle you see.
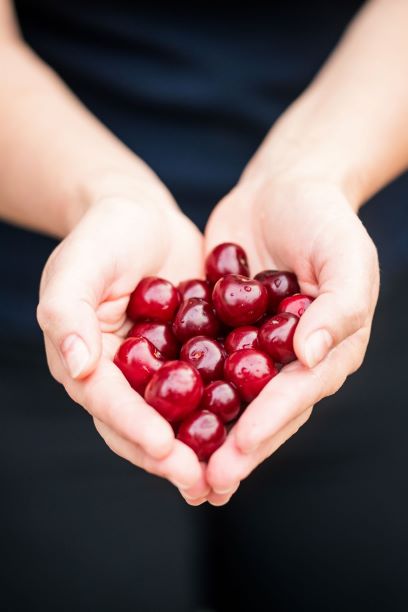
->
[36,296,64,332]
[348,304,368,332]
[324,374,347,398]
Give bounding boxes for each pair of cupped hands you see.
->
[37,151,379,507]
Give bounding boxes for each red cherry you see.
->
[127,276,180,323]
[173,298,220,343]
[180,336,225,383]
[205,243,249,285]
[178,279,212,302]
[144,361,203,423]
[127,321,179,359]
[114,336,164,395]
[278,293,313,317]
[258,313,299,364]
[224,348,277,403]
[225,326,259,354]
[200,380,241,423]
[177,410,227,461]
[255,270,300,313]
[212,274,268,327]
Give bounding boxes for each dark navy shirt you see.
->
[2,0,408,339]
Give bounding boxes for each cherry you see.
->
[205,243,249,285]
[127,321,179,359]
[225,325,259,354]
[144,361,203,423]
[258,313,299,364]
[278,293,313,317]
[177,410,227,461]
[224,348,277,403]
[180,336,225,383]
[178,279,212,302]
[200,380,241,423]
[114,336,164,395]
[173,298,220,343]
[212,274,268,327]
[255,270,300,313]
[127,276,180,323]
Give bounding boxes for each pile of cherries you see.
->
[114,243,313,461]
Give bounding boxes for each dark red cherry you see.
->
[173,298,220,343]
[225,326,259,354]
[114,336,164,395]
[278,293,313,317]
[205,243,250,285]
[255,270,300,313]
[127,321,179,359]
[180,336,225,383]
[144,361,203,423]
[224,348,277,403]
[127,276,180,323]
[200,380,241,423]
[178,279,212,302]
[177,410,227,461]
[212,274,268,327]
[258,313,299,364]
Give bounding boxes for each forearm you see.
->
[246,0,408,209]
[0,36,171,237]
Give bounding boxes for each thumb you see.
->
[37,260,102,380]
[294,228,379,369]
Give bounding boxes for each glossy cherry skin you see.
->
[173,298,220,343]
[180,336,225,383]
[144,361,203,423]
[225,325,259,354]
[255,270,300,313]
[127,276,180,323]
[114,337,164,395]
[278,293,314,317]
[212,274,268,327]
[127,321,179,359]
[178,279,212,303]
[258,313,299,364]
[205,243,250,285]
[200,380,241,423]
[224,348,277,403]
[177,410,227,461]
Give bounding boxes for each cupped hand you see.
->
[201,175,379,505]
[37,194,209,499]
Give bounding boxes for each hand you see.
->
[37,192,210,500]
[201,174,379,505]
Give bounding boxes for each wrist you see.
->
[64,167,177,233]
[240,89,368,212]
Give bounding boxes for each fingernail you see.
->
[304,329,332,368]
[60,334,90,378]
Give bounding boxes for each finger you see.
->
[37,259,102,380]
[178,463,211,503]
[235,328,369,454]
[207,483,240,507]
[207,408,313,493]
[179,494,208,507]
[296,219,379,368]
[94,419,203,489]
[62,352,176,460]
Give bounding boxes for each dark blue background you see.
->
[3,0,407,338]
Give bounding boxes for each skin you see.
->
[0,1,408,506]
